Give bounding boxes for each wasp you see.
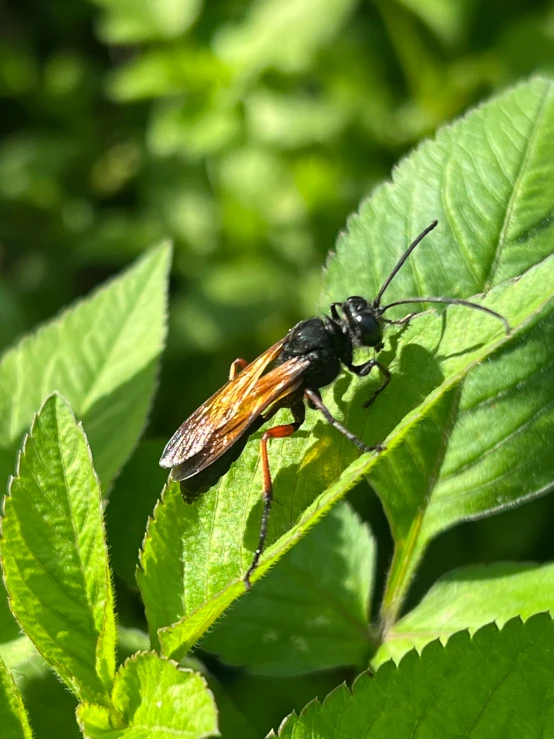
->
[160,221,509,588]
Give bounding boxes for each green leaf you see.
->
[201,502,375,675]
[0,243,171,491]
[76,652,219,739]
[320,76,554,624]
[1,394,116,704]
[142,78,553,657]
[108,47,229,102]
[274,614,554,738]
[0,654,33,739]
[214,0,357,76]
[93,0,203,43]
[9,650,81,739]
[373,561,554,668]
[396,0,472,45]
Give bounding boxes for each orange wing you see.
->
[160,338,311,479]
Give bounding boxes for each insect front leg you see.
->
[304,389,383,453]
[229,357,249,380]
[348,359,391,408]
[243,402,306,590]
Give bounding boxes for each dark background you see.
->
[2,0,554,734]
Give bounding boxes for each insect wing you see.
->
[160,337,288,469]
[162,353,311,480]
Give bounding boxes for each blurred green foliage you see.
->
[2,0,554,436]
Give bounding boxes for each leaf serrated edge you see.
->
[272,614,553,737]
[0,392,116,705]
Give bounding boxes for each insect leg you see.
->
[229,357,249,380]
[382,313,419,326]
[304,389,383,453]
[243,402,306,589]
[348,359,391,408]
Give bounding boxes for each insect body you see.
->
[160,221,509,588]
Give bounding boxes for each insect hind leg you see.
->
[243,402,305,589]
[304,388,383,454]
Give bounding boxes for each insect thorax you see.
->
[279,316,353,390]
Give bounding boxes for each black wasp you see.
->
[160,221,509,587]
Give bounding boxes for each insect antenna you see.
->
[380,296,510,334]
[373,220,438,308]
[373,220,510,334]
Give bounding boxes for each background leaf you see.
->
[201,502,375,676]
[77,652,219,739]
[0,654,33,739]
[0,243,171,492]
[1,394,115,704]
[275,614,554,738]
[92,0,203,43]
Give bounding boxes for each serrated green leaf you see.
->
[141,78,554,657]
[143,215,551,659]
[201,502,375,675]
[0,653,33,739]
[274,613,554,738]
[322,77,554,305]
[76,652,219,739]
[1,394,115,704]
[319,76,554,624]
[0,243,171,491]
[374,561,554,668]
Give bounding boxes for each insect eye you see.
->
[355,313,382,347]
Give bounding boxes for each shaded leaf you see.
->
[201,502,375,675]
[1,394,115,704]
[10,650,81,739]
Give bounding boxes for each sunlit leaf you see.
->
[321,75,554,624]
[0,243,171,491]
[1,394,115,704]
[274,614,554,738]
[76,652,219,739]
